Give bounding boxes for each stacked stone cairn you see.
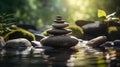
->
[40,16,79,48]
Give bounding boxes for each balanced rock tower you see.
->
[40,16,79,48]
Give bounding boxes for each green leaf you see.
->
[98,9,107,18]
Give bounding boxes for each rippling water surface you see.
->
[0,43,108,67]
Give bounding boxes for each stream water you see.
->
[0,41,109,67]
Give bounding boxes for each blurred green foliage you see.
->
[0,0,120,27]
[0,13,16,35]
[97,9,107,21]
[97,8,120,22]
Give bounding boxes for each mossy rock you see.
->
[4,27,35,41]
[108,26,120,33]
[41,29,49,36]
[67,24,84,38]
[107,26,120,40]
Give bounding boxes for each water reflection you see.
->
[44,49,77,67]
[0,43,109,67]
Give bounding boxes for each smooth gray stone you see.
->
[52,23,69,29]
[3,38,32,56]
[47,28,72,35]
[41,35,79,48]
[86,36,107,48]
[0,36,5,50]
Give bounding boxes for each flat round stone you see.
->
[52,23,69,29]
[47,28,72,35]
[40,35,79,48]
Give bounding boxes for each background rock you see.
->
[86,36,107,48]
[82,22,107,39]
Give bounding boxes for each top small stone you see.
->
[54,16,65,23]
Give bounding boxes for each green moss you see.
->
[67,24,84,38]
[4,27,35,41]
[108,26,119,34]
[108,26,120,35]
[41,29,49,36]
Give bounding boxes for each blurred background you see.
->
[0,0,120,28]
